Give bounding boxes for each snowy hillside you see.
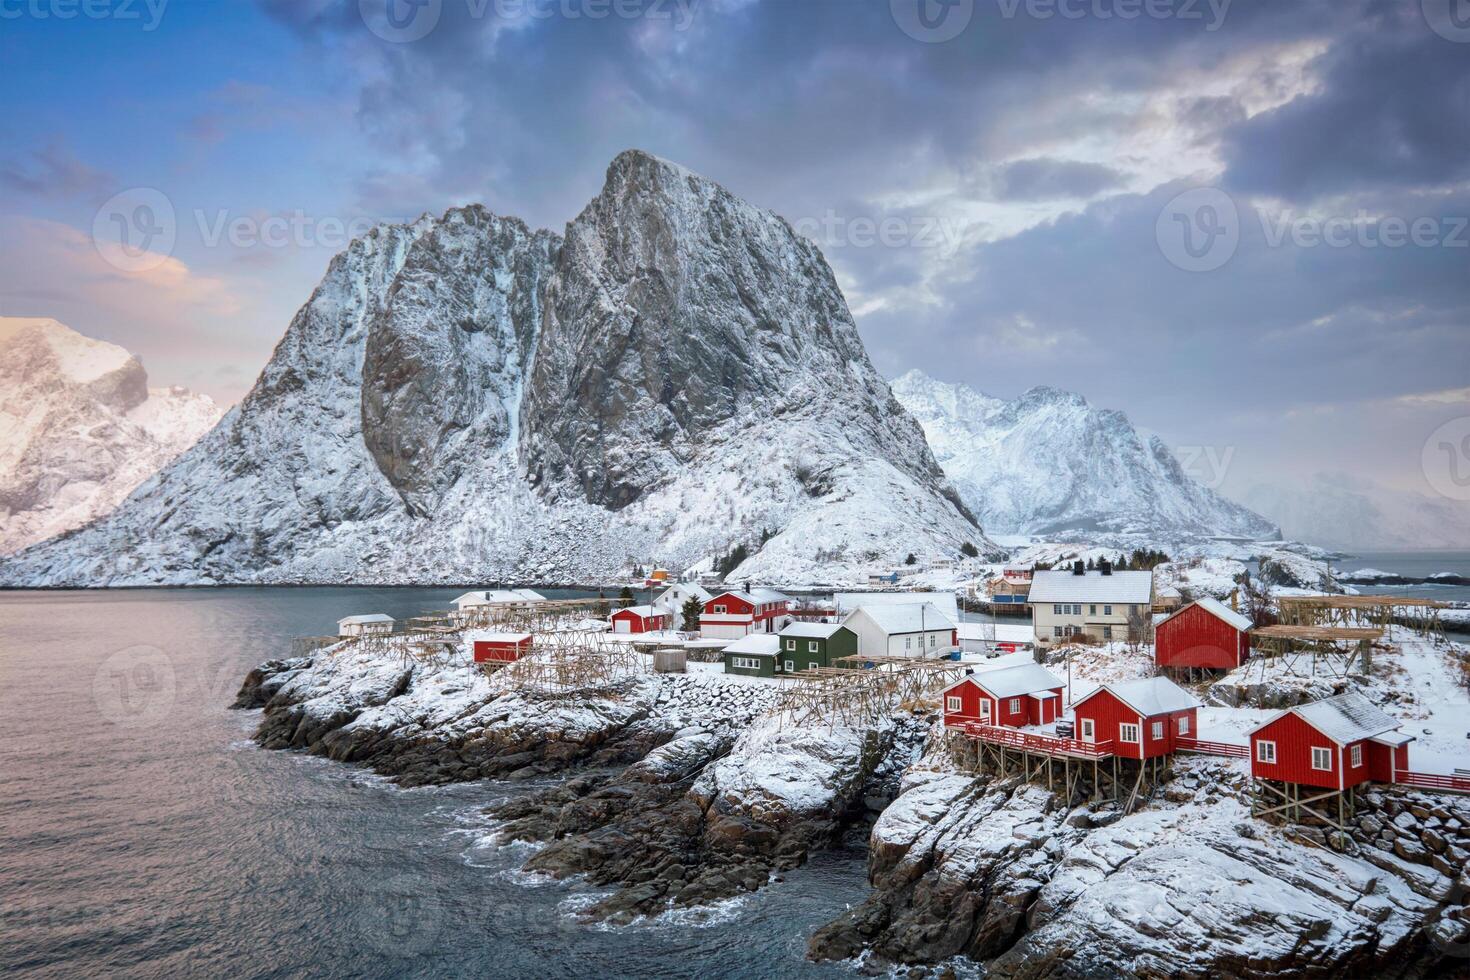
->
[891,370,1279,545]
[1242,473,1470,550]
[0,318,219,555]
[0,153,994,587]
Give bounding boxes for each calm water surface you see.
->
[1335,549,1470,603]
[0,588,871,979]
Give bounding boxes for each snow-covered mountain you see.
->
[890,370,1278,544]
[0,318,219,555]
[1241,473,1470,550]
[0,152,993,587]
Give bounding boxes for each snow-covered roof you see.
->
[1156,596,1253,633]
[714,588,789,605]
[475,632,531,643]
[1253,691,1402,745]
[780,622,847,639]
[956,622,1033,645]
[834,591,959,621]
[1079,676,1200,717]
[453,588,546,607]
[723,634,781,656]
[1370,730,1414,747]
[845,602,956,634]
[338,613,393,626]
[613,604,661,617]
[1027,570,1153,605]
[950,663,1063,699]
[656,583,712,604]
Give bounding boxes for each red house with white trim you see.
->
[611,604,670,634]
[1248,692,1413,791]
[942,663,1065,729]
[1154,597,1252,671]
[473,633,533,664]
[700,588,791,640]
[1071,676,1200,760]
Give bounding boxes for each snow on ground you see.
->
[1154,557,1247,600]
[697,713,882,819]
[1196,706,1275,745]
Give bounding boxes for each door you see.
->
[1080,718,1095,743]
[979,699,991,724]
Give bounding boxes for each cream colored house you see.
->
[1029,569,1153,645]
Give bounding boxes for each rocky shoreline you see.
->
[233,645,1470,976]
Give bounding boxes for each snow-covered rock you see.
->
[0,153,994,587]
[891,370,1279,545]
[0,317,219,554]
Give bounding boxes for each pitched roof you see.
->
[723,633,782,656]
[338,613,393,626]
[846,602,956,634]
[476,632,531,643]
[612,604,661,618]
[780,622,848,639]
[1156,596,1253,633]
[1078,676,1200,717]
[1027,570,1154,605]
[712,588,789,606]
[1252,691,1402,745]
[454,588,546,606]
[951,663,1064,699]
[834,590,959,621]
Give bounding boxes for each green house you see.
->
[777,623,858,674]
[723,634,782,678]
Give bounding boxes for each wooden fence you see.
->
[1176,737,1250,759]
[961,722,1116,759]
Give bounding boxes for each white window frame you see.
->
[1177,715,1190,735]
[1311,746,1332,771]
[946,695,962,712]
[1256,739,1276,764]
[1008,697,1021,713]
[980,699,992,722]
[1089,604,1096,615]
[1080,718,1095,742]
[1151,721,1163,739]
[732,656,761,670]
[1119,723,1140,744]
[1053,604,1062,614]
[1053,626,1063,637]
[783,659,794,672]
[1103,626,1112,640]
[1350,744,1363,768]
[713,604,726,614]
[808,641,818,653]
[905,636,912,650]
[786,639,795,650]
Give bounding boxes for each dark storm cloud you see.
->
[988,158,1128,201]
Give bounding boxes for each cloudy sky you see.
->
[3,0,1468,508]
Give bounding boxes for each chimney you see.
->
[1099,560,1112,576]
[1230,587,1239,610]
[1072,560,1085,576]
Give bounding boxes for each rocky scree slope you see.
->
[892,369,1278,545]
[0,317,218,555]
[1,152,990,586]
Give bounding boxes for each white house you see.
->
[1028,567,1153,645]
[842,602,957,658]
[338,613,394,638]
[452,589,548,621]
[833,590,960,623]
[651,582,714,629]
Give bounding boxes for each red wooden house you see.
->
[473,632,533,664]
[943,664,1065,729]
[1071,676,1200,760]
[610,604,670,634]
[700,588,791,639]
[1154,597,1252,671]
[1248,692,1412,791]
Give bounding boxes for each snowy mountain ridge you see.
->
[0,318,220,556]
[1241,473,1470,550]
[891,369,1279,545]
[0,152,994,587]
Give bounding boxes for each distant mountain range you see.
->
[1240,473,1470,551]
[890,370,1280,545]
[0,318,218,556]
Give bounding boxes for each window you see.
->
[783,659,794,673]
[1104,604,1112,616]
[808,641,818,653]
[1311,747,1332,771]
[1073,604,1082,615]
[1351,744,1363,768]
[929,634,937,646]
[1053,626,1063,637]
[808,661,819,671]
[980,700,991,720]
[1151,721,1163,740]
[1053,604,1062,614]
[905,636,913,650]
[1089,604,1096,615]
[732,656,760,670]
[786,639,795,650]
[1080,718,1095,741]
[1256,740,1276,764]
[1119,723,1140,743]
[1103,626,1113,640]
[713,604,726,614]
[1009,698,1022,713]
[946,695,962,712]
[1178,716,1190,735]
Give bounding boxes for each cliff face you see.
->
[0,318,218,555]
[1,153,991,586]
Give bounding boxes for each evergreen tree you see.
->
[680,596,704,632]
[617,586,635,608]
[960,542,979,558]
[904,553,917,566]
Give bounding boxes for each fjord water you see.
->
[0,589,868,979]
